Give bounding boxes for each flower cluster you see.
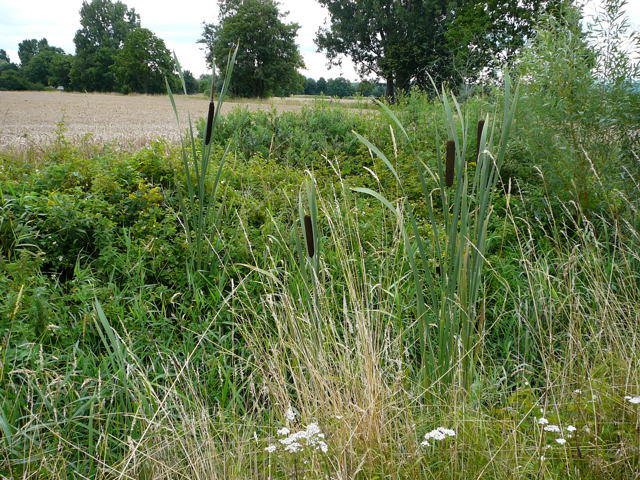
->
[624,395,640,405]
[265,422,328,454]
[420,427,456,447]
[537,417,576,445]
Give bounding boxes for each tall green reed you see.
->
[353,77,519,392]
[165,46,238,281]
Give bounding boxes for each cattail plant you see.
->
[297,175,320,298]
[445,140,455,187]
[166,45,238,280]
[204,97,215,146]
[475,119,485,162]
[303,215,315,258]
[353,76,519,393]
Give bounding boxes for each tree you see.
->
[18,38,48,65]
[445,0,562,85]
[356,80,376,96]
[183,70,200,94]
[304,77,318,95]
[0,61,18,75]
[71,0,140,91]
[16,39,69,87]
[286,71,306,96]
[316,0,449,100]
[200,0,304,97]
[48,54,74,88]
[112,28,175,93]
[316,0,560,99]
[0,50,9,63]
[326,77,355,97]
[0,70,35,90]
[316,77,327,94]
[23,50,56,84]
[23,50,69,86]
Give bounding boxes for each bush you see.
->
[0,70,42,91]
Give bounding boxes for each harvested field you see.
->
[0,91,367,150]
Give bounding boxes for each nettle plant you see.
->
[353,77,518,392]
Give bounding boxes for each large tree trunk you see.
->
[385,75,395,103]
[396,72,411,96]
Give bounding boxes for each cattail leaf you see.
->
[352,131,401,185]
[351,187,397,214]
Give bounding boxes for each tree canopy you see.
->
[316,0,562,99]
[200,0,304,97]
[112,28,176,94]
[71,0,141,91]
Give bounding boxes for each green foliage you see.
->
[112,28,176,94]
[445,0,561,85]
[0,49,9,63]
[316,76,327,94]
[0,70,41,91]
[304,76,317,95]
[512,1,640,212]
[23,49,71,87]
[325,77,355,97]
[3,14,640,475]
[202,103,385,168]
[200,0,304,98]
[70,0,140,91]
[316,0,558,98]
[17,38,57,66]
[182,70,199,94]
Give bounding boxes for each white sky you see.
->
[0,0,638,82]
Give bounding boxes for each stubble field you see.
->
[0,90,362,150]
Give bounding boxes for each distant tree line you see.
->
[303,77,385,98]
[0,0,197,95]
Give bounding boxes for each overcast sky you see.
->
[1,0,638,82]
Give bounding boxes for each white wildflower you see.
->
[265,444,277,453]
[306,423,321,436]
[422,426,456,445]
[624,395,640,404]
[566,425,577,432]
[278,422,328,454]
[543,425,561,433]
[573,389,582,394]
[285,407,297,422]
[537,418,549,425]
[277,427,290,436]
[284,442,303,453]
[556,438,567,445]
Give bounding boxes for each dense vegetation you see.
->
[2,1,640,479]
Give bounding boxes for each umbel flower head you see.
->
[267,422,328,455]
[421,427,456,447]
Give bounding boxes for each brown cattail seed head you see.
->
[304,215,315,258]
[475,119,485,162]
[445,140,455,187]
[204,101,215,145]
